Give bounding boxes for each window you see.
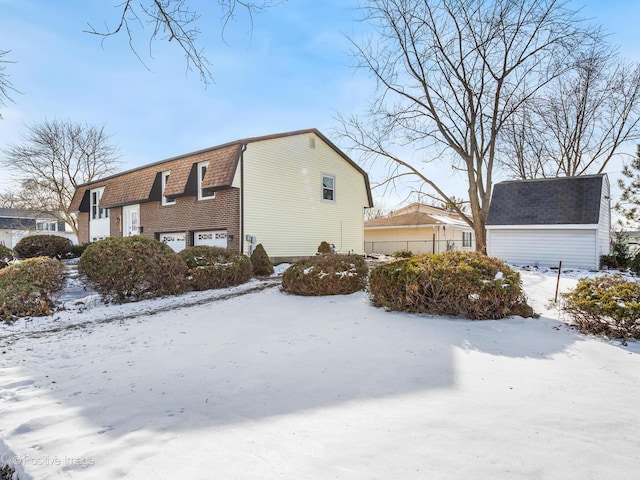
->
[463,231,473,248]
[322,174,335,202]
[198,161,215,200]
[90,188,109,220]
[161,171,176,205]
[37,221,57,231]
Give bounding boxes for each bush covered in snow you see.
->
[0,256,66,322]
[79,236,187,303]
[368,251,531,320]
[0,244,14,269]
[562,275,640,340]
[14,234,73,260]
[179,246,253,291]
[250,243,274,276]
[282,254,368,296]
[317,241,332,254]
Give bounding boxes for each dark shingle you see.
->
[486,175,604,225]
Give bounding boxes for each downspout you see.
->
[240,144,247,255]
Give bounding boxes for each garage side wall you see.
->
[487,228,598,269]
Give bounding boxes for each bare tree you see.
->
[502,43,640,178]
[0,50,18,118]
[85,0,281,84]
[615,144,640,228]
[1,119,120,237]
[338,0,594,253]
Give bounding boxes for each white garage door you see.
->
[194,230,227,248]
[159,232,186,252]
[487,229,597,269]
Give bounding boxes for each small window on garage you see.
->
[198,161,216,200]
[161,171,176,206]
[322,174,335,202]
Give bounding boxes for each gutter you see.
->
[240,144,247,254]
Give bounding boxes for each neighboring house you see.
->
[69,129,373,261]
[486,174,610,270]
[364,203,475,255]
[0,208,77,248]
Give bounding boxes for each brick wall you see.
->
[111,207,122,237]
[139,187,240,251]
[76,212,89,244]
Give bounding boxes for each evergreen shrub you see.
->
[317,241,332,254]
[282,254,368,296]
[250,243,274,276]
[79,236,187,302]
[0,245,13,269]
[368,251,531,320]
[179,246,253,291]
[14,234,73,259]
[0,256,66,322]
[562,275,640,340]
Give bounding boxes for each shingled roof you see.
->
[486,175,605,226]
[69,128,373,212]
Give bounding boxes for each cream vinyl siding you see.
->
[487,228,597,269]
[242,133,368,257]
[597,176,611,257]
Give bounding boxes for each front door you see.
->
[122,204,140,237]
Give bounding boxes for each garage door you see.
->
[487,229,597,269]
[194,230,227,248]
[159,232,186,252]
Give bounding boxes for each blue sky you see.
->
[1,0,639,210]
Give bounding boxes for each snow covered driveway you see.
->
[1,271,639,479]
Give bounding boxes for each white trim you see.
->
[321,173,336,203]
[486,224,599,230]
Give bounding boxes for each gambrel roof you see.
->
[69,129,372,212]
[486,175,606,226]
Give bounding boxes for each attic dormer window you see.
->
[161,171,176,206]
[198,161,216,200]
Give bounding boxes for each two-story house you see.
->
[69,129,373,262]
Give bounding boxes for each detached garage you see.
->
[486,175,610,270]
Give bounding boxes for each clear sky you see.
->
[1,0,639,210]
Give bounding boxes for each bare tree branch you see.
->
[84,0,282,84]
[339,0,592,252]
[0,50,20,119]
[501,41,640,177]
[0,119,121,237]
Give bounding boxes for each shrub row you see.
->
[78,237,257,303]
[0,256,66,322]
[368,251,532,320]
[562,275,640,340]
[282,254,368,296]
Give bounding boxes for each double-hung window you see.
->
[463,231,472,248]
[91,188,109,220]
[322,174,335,202]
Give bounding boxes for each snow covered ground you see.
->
[1,266,639,479]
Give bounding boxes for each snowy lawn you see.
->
[1,268,639,479]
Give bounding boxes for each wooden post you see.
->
[554,261,562,303]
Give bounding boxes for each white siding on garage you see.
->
[597,176,611,257]
[241,133,369,258]
[487,228,598,269]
